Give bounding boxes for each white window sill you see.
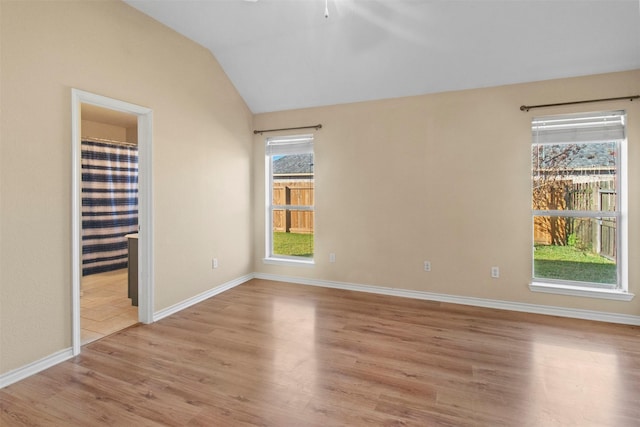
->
[263,257,315,268]
[530,282,634,301]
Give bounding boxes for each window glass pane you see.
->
[272,209,314,258]
[531,142,616,212]
[533,216,617,285]
[270,152,314,258]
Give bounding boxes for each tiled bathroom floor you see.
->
[81,269,138,345]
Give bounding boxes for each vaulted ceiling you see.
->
[125,0,640,114]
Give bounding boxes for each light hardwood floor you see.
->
[81,269,138,345]
[2,279,639,426]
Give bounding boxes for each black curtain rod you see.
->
[520,95,639,112]
[253,124,322,135]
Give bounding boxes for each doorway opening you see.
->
[71,89,154,355]
[80,104,139,345]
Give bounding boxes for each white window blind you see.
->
[266,135,314,156]
[532,111,625,144]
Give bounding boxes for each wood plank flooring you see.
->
[2,279,640,426]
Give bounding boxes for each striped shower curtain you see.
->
[81,140,139,276]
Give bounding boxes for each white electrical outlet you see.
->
[424,261,431,272]
[329,253,336,263]
[213,258,219,269]
[491,266,499,278]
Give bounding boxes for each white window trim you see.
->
[530,110,630,300]
[263,256,315,267]
[265,135,315,266]
[529,282,634,301]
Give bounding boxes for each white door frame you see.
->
[71,89,154,355]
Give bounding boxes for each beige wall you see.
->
[253,70,640,316]
[81,120,129,143]
[0,0,253,373]
[126,126,138,144]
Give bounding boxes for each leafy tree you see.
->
[531,144,584,245]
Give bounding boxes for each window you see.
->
[530,110,631,299]
[265,135,314,264]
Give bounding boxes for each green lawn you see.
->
[533,245,616,284]
[273,232,314,257]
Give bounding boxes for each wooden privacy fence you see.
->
[273,181,314,234]
[533,179,616,259]
[569,181,616,259]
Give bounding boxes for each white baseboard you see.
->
[153,273,254,322]
[254,273,640,326]
[0,347,74,389]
